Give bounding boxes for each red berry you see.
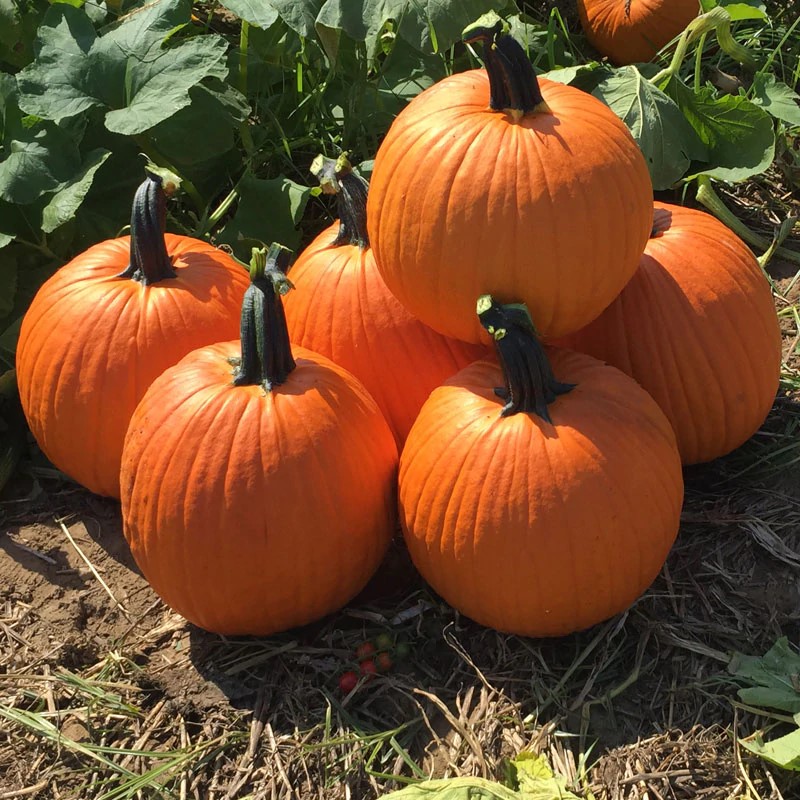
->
[359,658,378,679]
[376,652,393,672]
[338,670,358,693]
[375,633,394,651]
[355,641,376,660]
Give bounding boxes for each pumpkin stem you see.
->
[234,244,296,391]
[477,295,574,422]
[310,153,370,249]
[117,171,178,285]
[463,13,549,120]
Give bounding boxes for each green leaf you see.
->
[17,0,230,136]
[268,0,324,38]
[216,0,280,28]
[315,0,510,54]
[0,119,82,204]
[378,753,580,799]
[729,637,800,713]
[41,147,110,234]
[700,0,766,16]
[510,753,581,799]
[740,728,800,771]
[750,74,800,127]
[592,66,706,190]
[218,174,311,257]
[542,62,609,90]
[666,78,775,183]
[379,777,519,800]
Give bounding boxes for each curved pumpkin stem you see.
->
[463,13,550,120]
[310,154,370,249]
[477,295,573,422]
[234,244,296,391]
[117,171,177,285]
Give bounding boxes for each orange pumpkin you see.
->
[284,155,488,446]
[555,202,781,465]
[367,16,653,344]
[120,245,398,636]
[577,0,699,65]
[399,296,683,637]
[16,173,249,498]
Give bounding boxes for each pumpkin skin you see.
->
[555,202,781,465]
[577,0,699,66]
[17,232,249,498]
[367,58,653,343]
[120,250,398,636]
[284,157,488,446]
[400,321,683,637]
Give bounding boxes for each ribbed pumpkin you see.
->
[120,246,398,636]
[399,296,683,637]
[16,173,249,498]
[283,155,488,446]
[367,15,653,344]
[577,0,699,65]
[555,202,781,465]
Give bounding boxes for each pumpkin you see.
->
[283,154,488,446]
[555,202,781,465]
[16,172,249,498]
[399,296,683,637]
[120,245,398,636]
[577,0,699,66]
[366,14,653,345]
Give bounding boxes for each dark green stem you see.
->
[233,244,296,391]
[117,172,177,284]
[463,13,547,118]
[309,154,370,249]
[477,295,573,422]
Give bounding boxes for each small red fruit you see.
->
[355,641,376,660]
[376,652,393,672]
[359,659,378,679]
[338,670,358,693]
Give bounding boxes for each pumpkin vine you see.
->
[234,244,296,390]
[477,295,574,422]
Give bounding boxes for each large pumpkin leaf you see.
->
[315,0,510,54]
[592,66,705,190]
[665,78,775,183]
[740,728,800,772]
[378,753,581,799]
[750,74,800,128]
[41,147,110,234]
[217,174,312,258]
[729,637,800,713]
[216,0,280,29]
[16,0,230,136]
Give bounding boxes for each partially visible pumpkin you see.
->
[399,296,683,638]
[367,15,653,344]
[16,172,249,498]
[576,0,699,65]
[283,155,488,446]
[556,202,781,465]
[120,245,398,636]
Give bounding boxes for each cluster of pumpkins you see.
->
[16,16,780,639]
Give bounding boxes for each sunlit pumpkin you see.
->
[284,154,488,446]
[555,202,781,464]
[16,172,249,498]
[120,246,398,636]
[399,296,683,637]
[367,14,653,344]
